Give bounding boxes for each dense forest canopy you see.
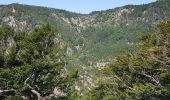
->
[0,18,169,100]
[83,19,170,100]
[0,0,170,100]
[0,25,78,100]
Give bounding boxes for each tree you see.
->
[86,19,170,100]
[0,24,77,100]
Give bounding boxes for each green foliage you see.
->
[86,19,170,100]
[0,0,170,99]
[1,0,170,65]
[0,25,77,99]
[126,83,169,100]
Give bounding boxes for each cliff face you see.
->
[0,0,170,95]
[0,0,170,64]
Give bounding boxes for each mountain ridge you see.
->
[0,0,170,96]
[0,0,170,66]
[1,0,158,15]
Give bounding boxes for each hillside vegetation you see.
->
[0,0,170,99]
[0,0,170,65]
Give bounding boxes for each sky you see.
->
[0,0,156,14]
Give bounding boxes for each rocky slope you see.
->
[1,0,170,64]
[0,0,170,93]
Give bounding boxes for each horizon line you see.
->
[0,1,156,14]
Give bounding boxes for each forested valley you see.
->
[0,0,170,99]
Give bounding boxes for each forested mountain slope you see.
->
[0,0,170,99]
[0,0,170,65]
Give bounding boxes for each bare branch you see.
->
[31,89,45,100]
[0,89,16,96]
[24,74,44,100]
[140,73,162,87]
